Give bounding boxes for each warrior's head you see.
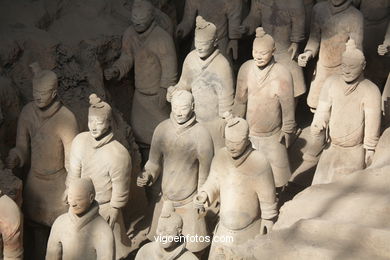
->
[88,94,112,140]
[156,201,183,250]
[194,16,218,59]
[253,27,275,68]
[30,62,58,109]
[68,178,96,216]
[171,90,194,124]
[225,117,251,159]
[341,39,365,83]
[132,0,155,33]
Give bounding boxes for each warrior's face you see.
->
[253,41,274,68]
[195,38,216,59]
[330,0,346,6]
[225,137,249,159]
[131,6,154,33]
[88,115,111,139]
[68,185,94,216]
[171,100,193,124]
[156,220,181,249]
[341,56,365,83]
[33,85,57,109]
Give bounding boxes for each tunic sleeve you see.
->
[304,4,321,57]
[289,0,306,43]
[95,224,115,260]
[254,159,278,220]
[60,112,79,173]
[363,84,381,150]
[113,28,135,80]
[277,71,296,134]
[156,33,178,89]
[384,22,390,45]
[45,221,62,260]
[10,106,31,167]
[109,150,131,209]
[144,124,164,183]
[348,11,364,50]
[198,157,220,206]
[173,54,193,92]
[178,0,198,38]
[216,57,234,117]
[196,129,214,189]
[66,135,83,189]
[311,77,333,135]
[244,0,262,32]
[233,62,250,118]
[226,0,243,40]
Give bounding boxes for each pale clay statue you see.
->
[104,0,177,159]
[46,178,115,260]
[298,0,364,111]
[5,63,79,226]
[310,39,381,185]
[135,201,198,260]
[194,117,278,259]
[233,28,297,188]
[243,0,307,98]
[176,0,242,60]
[167,16,234,151]
[0,190,23,260]
[66,94,132,259]
[137,90,213,253]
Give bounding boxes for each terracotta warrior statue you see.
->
[5,62,79,258]
[176,0,242,60]
[135,201,198,260]
[298,0,364,111]
[0,190,23,260]
[310,39,381,185]
[194,117,278,259]
[167,16,234,151]
[46,178,115,260]
[104,0,177,162]
[137,90,213,253]
[233,28,296,190]
[378,21,390,56]
[242,0,307,99]
[66,94,132,259]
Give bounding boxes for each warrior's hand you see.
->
[5,151,20,170]
[298,51,313,67]
[107,207,119,230]
[279,132,294,149]
[227,40,239,60]
[193,191,208,210]
[104,67,119,81]
[288,42,299,60]
[166,86,176,102]
[378,44,390,56]
[137,171,152,187]
[365,149,375,167]
[260,219,274,235]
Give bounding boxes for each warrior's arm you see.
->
[1,199,23,260]
[255,164,278,220]
[197,131,214,189]
[144,125,164,182]
[157,34,178,89]
[217,61,234,117]
[96,226,115,260]
[363,86,382,150]
[385,23,390,45]
[10,107,31,167]
[277,75,296,134]
[177,0,198,38]
[349,12,364,50]
[289,0,306,43]
[198,158,220,206]
[304,4,321,57]
[227,0,243,40]
[311,78,333,135]
[66,136,83,189]
[172,54,193,91]
[61,115,79,173]
[109,152,131,209]
[233,63,250,118]
[45,223,62,260]
[113,28,135,80]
